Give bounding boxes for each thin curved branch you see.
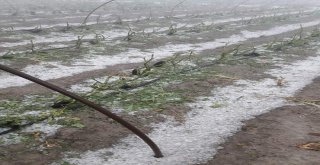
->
[170,0,187,18]
[82,0,116,25]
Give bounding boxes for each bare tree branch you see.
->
[170,0,187,18]
[82,0,116,25]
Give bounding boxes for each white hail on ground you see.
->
[0,20,319,89]
[62,53,320,165]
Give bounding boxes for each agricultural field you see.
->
[0,0,320,164]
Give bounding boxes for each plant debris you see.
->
[298,142,320,151]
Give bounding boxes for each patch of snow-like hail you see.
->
[0,123,62,146]
[1,20,320,89]
[62,55,320,165]
[22,123,62,137]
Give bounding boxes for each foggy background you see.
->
[2,0,320,15]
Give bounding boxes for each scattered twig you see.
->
[120,78,161,90]
[76,36,84,49]
[30,40,35,53]
[277,77,285,86]
[286,97,320,108]
[124,25,136,41]
[167,25,177,35]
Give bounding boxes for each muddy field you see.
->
[0,0,320,165]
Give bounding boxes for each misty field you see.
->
[0,0,320,164]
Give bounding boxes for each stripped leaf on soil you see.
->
[298,142,320,151]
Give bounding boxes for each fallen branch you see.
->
[120,78,161,90]
[0,64,163,158]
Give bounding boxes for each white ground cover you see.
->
[0,122,62,146]
[60,51,320,165]
[0,105,62,146]
[1,29,128,48]
[0,12,208,32]
[0,20,319,89]
[1,8,318,49]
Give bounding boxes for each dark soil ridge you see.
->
[202,77,320,165]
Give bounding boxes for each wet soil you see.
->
[1,72,319,165]
[0,73,234,165]
[202,77,320,165]
[0,105,188,165]
[1,10,320,165]
[1,30,318,164]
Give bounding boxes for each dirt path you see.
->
[202,77,320,165]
